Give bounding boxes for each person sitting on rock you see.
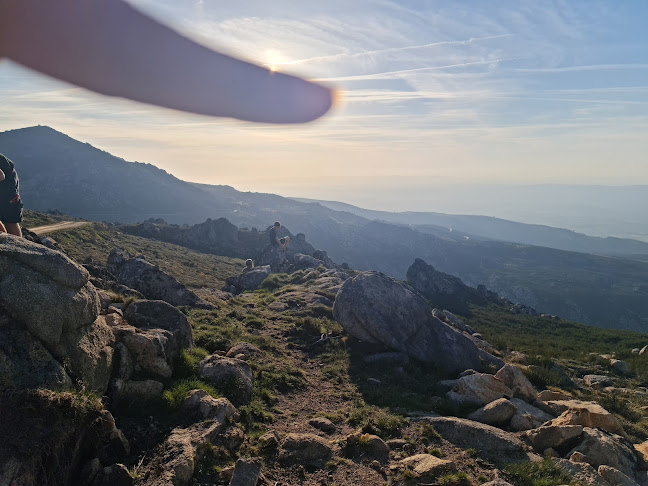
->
[242,259,254,273]
[269,221,289,251]
[0,153,23,237]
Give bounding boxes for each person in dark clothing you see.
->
[0,153,23,237]
[269,221,289,251]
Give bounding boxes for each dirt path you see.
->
[29,221,90,235]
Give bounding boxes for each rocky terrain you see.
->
[3,214,648,486]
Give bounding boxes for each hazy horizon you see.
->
[1,0,647,199]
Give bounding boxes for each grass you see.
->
[504,458,577,486]
[54,222,243,288]
[161,379,219,410]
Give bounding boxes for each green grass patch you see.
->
[504,458,576,486]
[162,379,219,410]
[347,402,405,438]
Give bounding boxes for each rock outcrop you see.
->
[333,271,499,374]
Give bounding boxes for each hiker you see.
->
[0,153,23,237]
[242,259,254,273]
[269,221,289,251]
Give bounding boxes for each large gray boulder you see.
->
[420,417,534,466]
[238,266,271,291]
[116,256,210,308]
[0,234,100,349]
[333,271,494,374]
[567,427,637,478]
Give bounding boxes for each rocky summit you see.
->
[3,214,648,486]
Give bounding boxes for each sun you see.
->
[264,49,285,73]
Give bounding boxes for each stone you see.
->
[332,271,496,374]
[258,431,280,450]
[226,342,261,359]
[124,300,194,349]
[570,451,589,463]
[442,310,474,334]
[52,315,115,394]
[567,427,637,478]
[610,359,630,375]
[293,253,326,270]
[480,481,514,486]
[634,441,648,470]
[0,234,100,348]
[495,364,537,402]
[597,465,639,486]
[107,248,132,276]
[420,417,532,466]
[199,355,254,404]
[238,265,272,291]
[91,464,134,486]
[446,373,512,407]
[182,390,238,422]
[386,439,408,450]
[145,420,230,486]
[395,454,456,482]
[118,379,164,402]
[363,352,410,365]
[342,432,390,463]
[309,417,337,434]
[228,457,262,486]
[0,312,72,390]
[279,433,333,467]
[546,400,626,437]
[467,398,517,426]
[509,414,536,432]
[508,398,554,430]
[113,342,134,381]
[554,458,611,486]
[112,324,179,379]
[117,256,210,308]
[537,390,571,401]
[640,345,648,356]
[584,375,613,387]
[521,425,583,451]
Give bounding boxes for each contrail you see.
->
[273,34,514,67]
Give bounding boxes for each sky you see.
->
[1,0,647,212]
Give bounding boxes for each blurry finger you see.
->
[0,0,334,123]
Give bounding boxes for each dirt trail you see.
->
[29,221,90,235]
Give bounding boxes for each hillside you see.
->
[5,217,648,486]
[3,125,648,332]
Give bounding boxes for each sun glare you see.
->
[264,49,285,73]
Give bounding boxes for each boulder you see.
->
[495,364,537,402]
[441,310,474,334]
[333,272,494,374]
[0,312,72,390]
[467,398,517,426]
[545,400,626,437]
[111,324,178,379]
[508,398,554,431]
[279,433,333,467]
[553,458,611,486]
[567,427,637,478]
[293,253,325,270]
[446,373,512,407]
[537,390,571,401]
[238,266,272,292]
[597,465,639,486]
[342,432,390,463]
[107,248,132,276]
[610,359,630,375]
[90,464,133,486]
[199,356,254,405]
[124,300,194,349]
[420,417,532,466]
[634,441,648,470]
[584,375,613,387]
[226,342,261,359]
[0,234,100,349]
[394,454,456,482]
[181,390,238,422]
[520,425,583,451]
[117,257,210,308]
[228,457,262,486]
[309,417,336,434]
[116,379,164,402]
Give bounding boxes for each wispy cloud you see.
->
[517,64,648,73]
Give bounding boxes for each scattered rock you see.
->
[597,465,639,486]
[111,324,179,379]
[520,425,583,451]
[610,359,630,375]
[467,398,517,426]
[278,433,333,467]
[554,458,611,486]
[584,375,613,387]
[386,439,408,450]
[228,457,262,486]
[495,364,537,402]
[537,390,570,401]
[420,417,532,466]
[199,355,254,405]
[181,390,238,422]
[567,427,637,478]
[508,398,554,431]
[309,417,336,434]
[226,342,261,359]
[446,373,512,407]
[342,432,390,463]
[634,441,648,470]
[258,431,280,450]
[124,300,194,348]
[394,454,456,482]
[546,400,626,437]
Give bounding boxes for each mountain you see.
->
[3,125,648,331]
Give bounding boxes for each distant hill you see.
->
[294,197,648,258]
[3,125,648,332]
